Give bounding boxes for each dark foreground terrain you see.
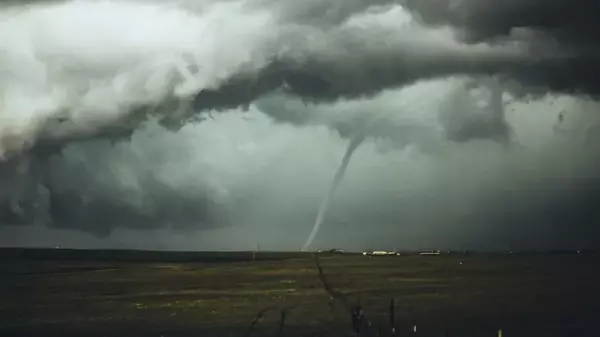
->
[1,249,599,337]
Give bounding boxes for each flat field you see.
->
[1,249,598,337]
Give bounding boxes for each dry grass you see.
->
[1,251,598,336]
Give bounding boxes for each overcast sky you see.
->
[1,0,600,251]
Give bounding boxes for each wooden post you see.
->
[277,309,286,336]
[390,298,396,334]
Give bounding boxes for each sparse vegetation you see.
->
[1,249,598,336]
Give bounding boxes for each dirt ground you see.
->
[1,249,599,337]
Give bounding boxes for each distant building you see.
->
[362,250,401,256]
[317,248,344,254]
[419,250,440,256]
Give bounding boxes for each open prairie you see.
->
[1,249,598,337]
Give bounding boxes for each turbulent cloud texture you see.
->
[1,0,600,250]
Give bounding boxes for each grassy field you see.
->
[1,249,598,337]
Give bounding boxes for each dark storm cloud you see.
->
[192,27,533,112]
[193,0,600,109]
[254,76,512,148]
[45,190,229,237]
[402,0,600,95]
[41,138,233,236]
[191,25,598,120]
[0,138,232,236]
[0,0,597,157]
[190,0,600,113]
[2,0,600,250]
[403,0,600,43]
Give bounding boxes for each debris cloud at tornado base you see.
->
[2,0,600,251]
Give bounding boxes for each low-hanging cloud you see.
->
[1,0,595,157]
[2,0,600,250]
[405,0,600,93]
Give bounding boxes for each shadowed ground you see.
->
[1,249,598,337]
